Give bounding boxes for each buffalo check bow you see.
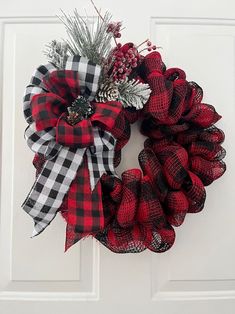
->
[22,56,122,239]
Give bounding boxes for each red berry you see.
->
[147,40,152,46]
[147,47,152,51]
[152,45,157,50]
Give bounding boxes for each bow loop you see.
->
[42,69,80,101]
[24,123,62,160]
[31,92,67,131]
[65,55,101,100]
[91,101,123,132]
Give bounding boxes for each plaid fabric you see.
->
[138,146,168,202]
[30,70,81,131]
[23,63,57,123]
[22,126,117,237]
[31,92,67,131]
[165,191,189,227]
[55,101,122,148]
[116,169,142,228]
[23,50,226,254]
[182,171,206,213]
[65,55,101,100]
[87,127,116,190]
[93,51,226,254]
[24,122,61,159]
[190,156,226,186]
[151,143,189,190]
[24,57,101,124]
[64,156,103,251]
[42,69,80,101]
[91,101,123,131]
[56,114,94,148]
[95,169,175,253]
[142,66,189,125]
[22,145,86,236]
[22,57,120,240]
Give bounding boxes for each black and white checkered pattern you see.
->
[65,55,101,100]
[23,63,57,123]
[87,127,116,190]
[22,145,86,237]
[22,126,116,236]
[25,123,62,160]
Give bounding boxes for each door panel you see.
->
[0,1,234,314]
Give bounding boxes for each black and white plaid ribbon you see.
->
[22,56,117,236]
[65,55,101,101]
[23,63,57,123]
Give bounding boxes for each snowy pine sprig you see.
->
[44,40,68,68]
[58,9,113,65]
[95,78,151,109]
[117,78,152,110]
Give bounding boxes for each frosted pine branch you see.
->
[58,10,113,65]
[44,40,68,68]
[117,79,152,110]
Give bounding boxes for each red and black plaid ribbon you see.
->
[22,61,122,247]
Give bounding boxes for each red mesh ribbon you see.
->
[92,51,226,253]
[96,170,175,253]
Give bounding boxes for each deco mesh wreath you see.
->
[22,4,226,253]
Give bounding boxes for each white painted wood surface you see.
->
[0,1,234,313]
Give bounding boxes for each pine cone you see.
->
[67,96,94,125]
[96,80,119,102]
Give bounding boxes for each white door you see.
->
[0,0,234,313]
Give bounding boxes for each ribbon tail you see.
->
[86,128,117,191]
[64,155,104,251]
[22,146,86,237]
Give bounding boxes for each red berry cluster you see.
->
[146,40,157,52]
[107,21,122,38]
[109,43,141,82]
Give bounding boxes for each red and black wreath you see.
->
[22,4,226,253]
